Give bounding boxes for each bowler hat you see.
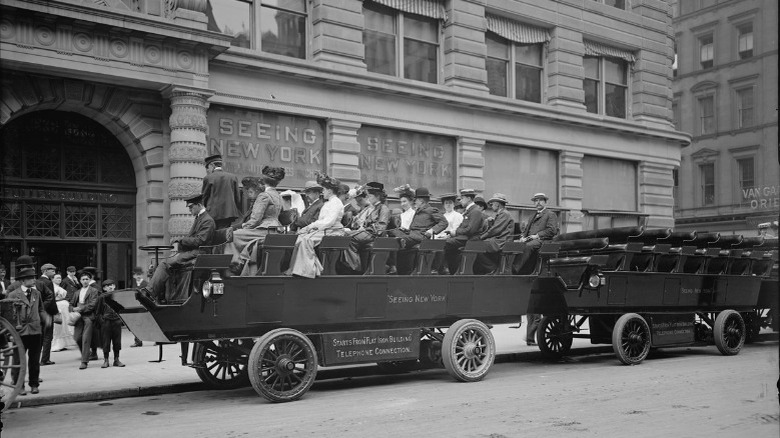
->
[414,187,430,198]
[531,193,549,202]
[488,193,509,204]
[41,263,56,271]
[102,279,116,287]
[204,154,222,167]
[16,255,34,269]
[303,180,323,192]
[184,193,204,205]
[16,267,36,279]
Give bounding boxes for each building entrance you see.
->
[0,110,137,285]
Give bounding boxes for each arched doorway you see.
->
[0,110,137,288]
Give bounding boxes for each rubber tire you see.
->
[442,319,496,382]
[612,313,651,365]
[0,316,27,407]
[714,310,745,356]
[193,339,251,389]
[248,328,318,402]
[537,315,574,360]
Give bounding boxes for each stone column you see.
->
[311,0,366,72]
[442,0,489,94]
[327,119,362,185]
[457,137,485,192]
[639,161,675,229]
[546,27,585,110]
[559,151,584,232]
[163,86,213,239]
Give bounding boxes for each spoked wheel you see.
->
[612,313,651,365]
[537,315,574,360]
[714,310,745,355]
[442,319,496,382]
[193,339,251,389]
[248,328,318,402]
[0,316,26,407]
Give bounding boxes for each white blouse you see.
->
[400,208,415,229]
[303,196,344,232]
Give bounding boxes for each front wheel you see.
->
[714,310,745,355]
[0,316,27,407]
[193,339,251,389]
[248,328,318,402]
[612,313,651,365]
[442,319,496,382]
[537,315,574,360]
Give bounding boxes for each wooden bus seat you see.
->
[364,237,400,275]
[411,239,445,275]
[318,236,352,276]
[259,233,298,276]
[455,240,487,275]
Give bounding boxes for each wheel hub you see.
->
[276,356,295,374]
[463,342,482,359]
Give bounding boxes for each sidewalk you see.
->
[6,323,606,409]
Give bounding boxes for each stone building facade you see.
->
[0,0,687,286]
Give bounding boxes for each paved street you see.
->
[4,339,777,437]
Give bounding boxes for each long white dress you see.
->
[51,285,77,351]
[286,196,345,278]
[435,210,464,239]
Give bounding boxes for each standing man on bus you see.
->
[201,154,242,229]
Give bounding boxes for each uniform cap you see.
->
[184,193,204,205]
[204,154,222,167]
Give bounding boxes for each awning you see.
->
[486,14,550,44]
[367,0,448,21]
[584,40,636,63]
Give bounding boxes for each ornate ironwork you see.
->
[26,203,61,238]
[25,144,61,180]
[102,206,134,239]
[64,205,98,238]
[100,150,135,186]
[0,202,22,237]
[64,148,98,183]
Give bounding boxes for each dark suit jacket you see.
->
[523,208,559,240]
[69,285,100,319]
[7,287,43,335]
[453,204,484,239]
[480,209,515,242]
[292,198,323,231]
[202,169,241,222]
[178,211,216,252]
[364,203,391,235]
[409,202,448,235]
[37,275,58,316]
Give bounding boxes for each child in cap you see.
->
[97,279,125,368]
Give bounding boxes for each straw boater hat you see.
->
[303,180,323,192]
[459,188,477,198]
[531,193,549,202]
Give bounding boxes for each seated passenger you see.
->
[474,193,515,274]
[224,166,285,274]
[473,196,490,234]
[512,193,559,274]
[144,193,215,300]
[279,189,304,230]
[343,182,391,272]
[443,189,485,274]
[230,176,261,230]
[434,193,463,240]
[290,181,324,232]
[393,184,416,230]
[286,172,346,278]
[387,187,448,274]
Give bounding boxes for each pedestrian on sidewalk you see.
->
[8,265,43,395]
[71,270,99,370]
[83,266,101,361]
[97,279,125,368]
[38,262,59,366]
[51,273,77,351]
[129,266,147,347]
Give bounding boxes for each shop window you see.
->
[737,158,755,192]
[698,95,715,135]
[592,0,626,9]
[584,56,628,118]
[582,156,637,211]
[486,34,543,103]
[363,2,439,84]
[483,143,558,206]
[206,0,307,59]
[699,34,713,69]
[738,23,753,59]
[736,87,754,128]
[700,163,715,206]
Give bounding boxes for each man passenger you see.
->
[512,192,558,274]
[291,181,324,232]
[387,187,448,274]
[474,193,515,274]
[442,189,484,274]
[201,154,242,230]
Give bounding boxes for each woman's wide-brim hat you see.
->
[315,172,341,191]
[439,193,458,202]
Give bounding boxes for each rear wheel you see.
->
[612,313,651,365]
[193,339,251,389]
[714,310,745,356]
[248,328,318,402]
[442,319,495,382]
[537,315,574,360]
[0,316,26,406]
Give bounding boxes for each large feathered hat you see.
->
[315,171,341,191]
[261,166,285,183]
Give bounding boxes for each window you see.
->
[738,23,753,59]
[582,156,637,211]
[698,95,714,135]
[484,143,558,206]
[206,0,307,58]
[699,34,713,69]
[673,168,679,209]
[486,34,543,103]
[737,158,755,192]
[592,0,626,8]
[363,3,439,84]
[736,87,754,128]
[700,163,715,206]
[672,100,681,130]
[584,56,628,118]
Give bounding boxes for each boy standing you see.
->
[97,279,125,368]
